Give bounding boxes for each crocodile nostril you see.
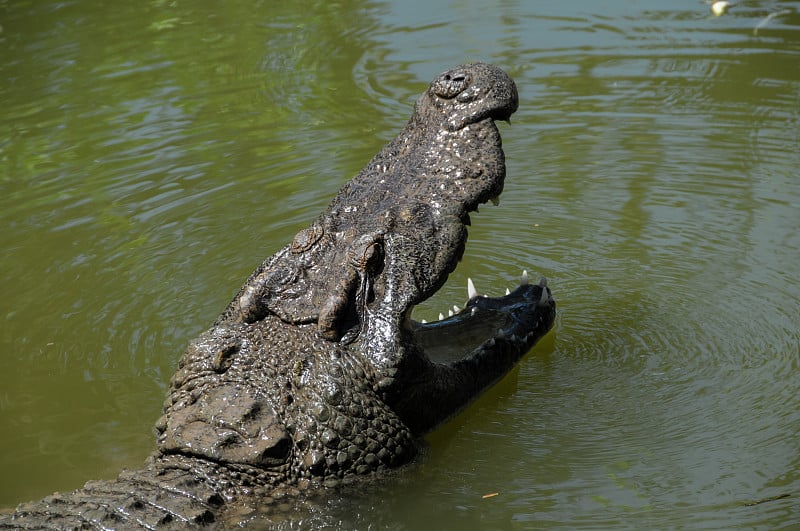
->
[433,70,470,98]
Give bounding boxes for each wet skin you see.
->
[1,63,555,529]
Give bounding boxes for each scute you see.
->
[159,383,291,468]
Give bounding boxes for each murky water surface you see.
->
[2,0,798,528]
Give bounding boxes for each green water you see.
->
[2,0,799,528]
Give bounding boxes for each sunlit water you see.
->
[2,1,798,528]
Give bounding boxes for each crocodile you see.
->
[1,63,556,529]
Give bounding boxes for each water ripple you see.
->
[2,0,799,527]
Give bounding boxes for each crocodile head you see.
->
[157,63,555,493]
[356,64,555,433]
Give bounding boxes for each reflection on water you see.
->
[2,0,798,527]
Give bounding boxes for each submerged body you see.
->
[1,63,555,529]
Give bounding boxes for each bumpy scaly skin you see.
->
[218,63,519,343]
[1,63,556,529]
[157,318,415,487]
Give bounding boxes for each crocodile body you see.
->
[1,63,556,529]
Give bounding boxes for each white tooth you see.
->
[453,305,460,313]
[439,313,445,321]
[505,288,511,295]
[521,270,529,285]
[421,319,427,324]
[539,287,549,305]
[467,277,478,299]
[448,309,454,317]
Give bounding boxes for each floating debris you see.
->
[754,9,791,35]
[709,1,734,17]
[743,492,791,507]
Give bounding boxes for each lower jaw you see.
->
[407,272,552,363]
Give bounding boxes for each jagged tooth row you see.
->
[422,271,546,323]
[467,271,526,301]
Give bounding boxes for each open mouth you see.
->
[408,271,555,364]
[396,190,557,367]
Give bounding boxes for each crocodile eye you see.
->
[359,241,383,270]
[432,69,471,98]
[291,224,324,254]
